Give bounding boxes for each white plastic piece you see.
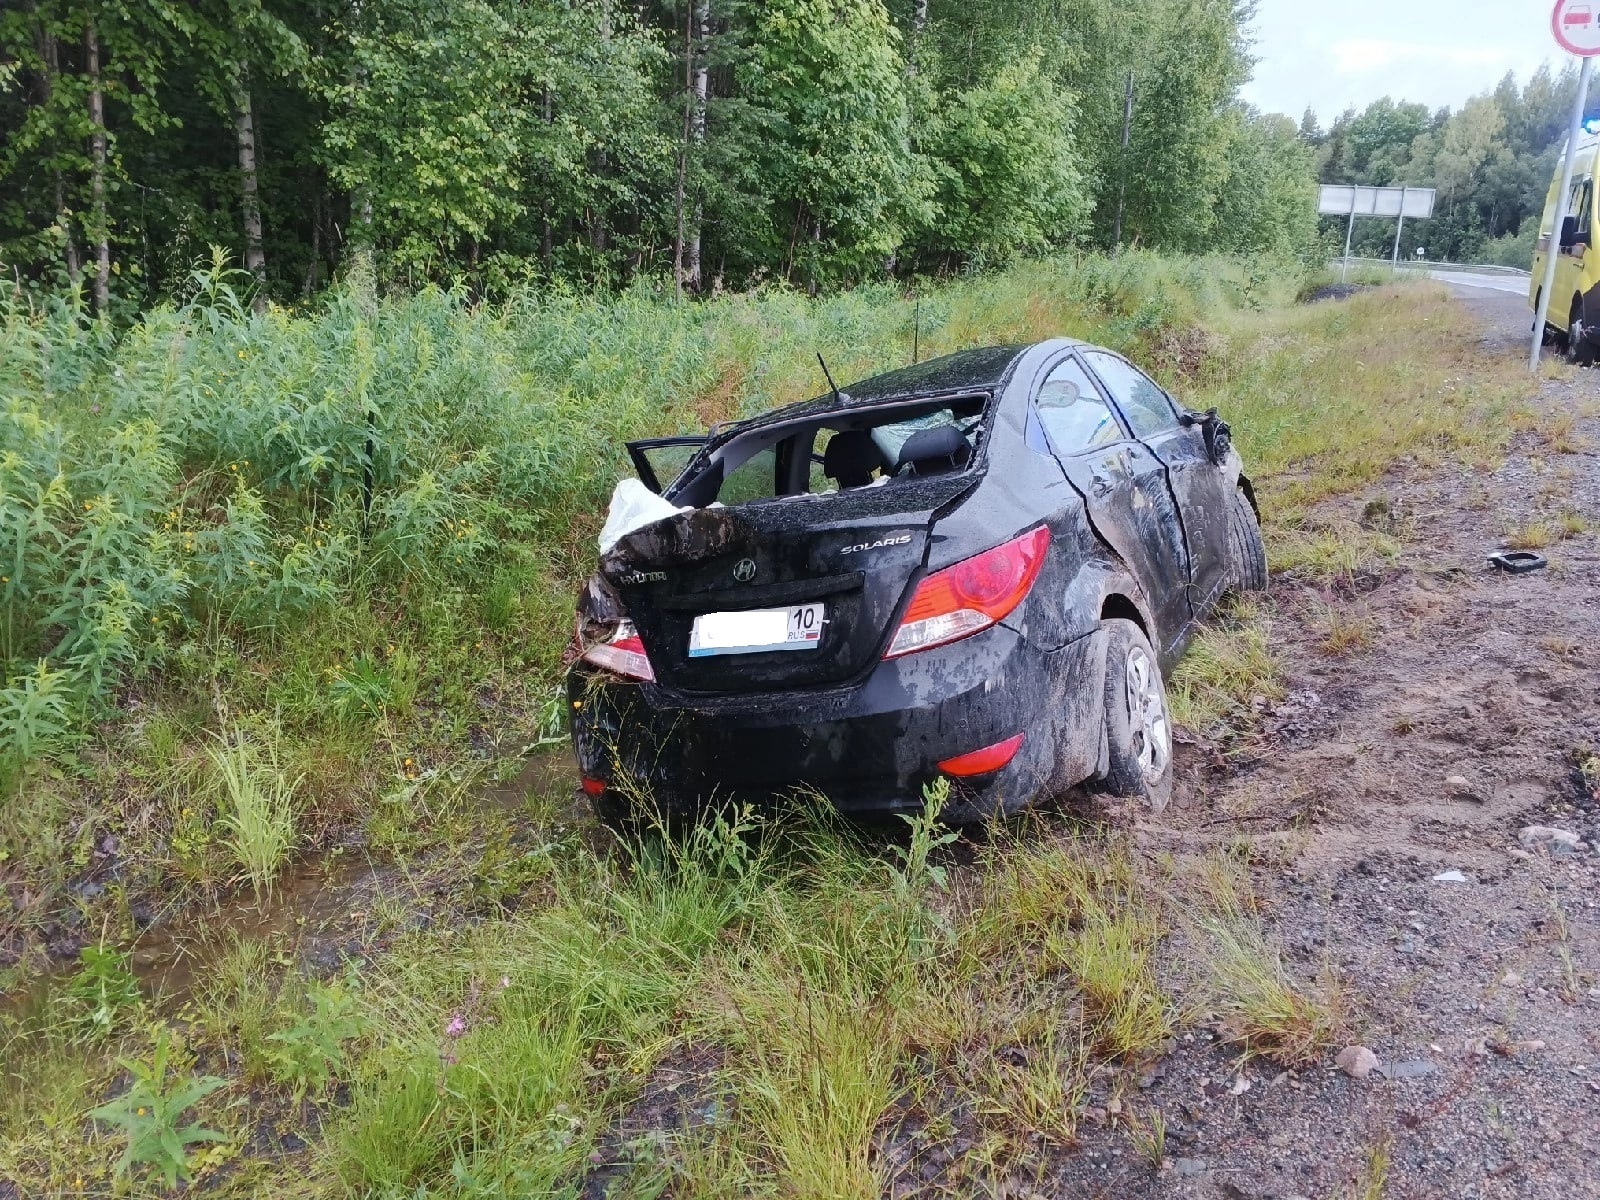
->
[598,478,688,554]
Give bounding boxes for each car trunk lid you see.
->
[599,475,974,693]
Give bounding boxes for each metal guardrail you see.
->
[1339,257,1532,279]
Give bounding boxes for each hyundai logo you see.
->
[732,558,757,583]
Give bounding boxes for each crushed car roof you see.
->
[721,344,1040,437]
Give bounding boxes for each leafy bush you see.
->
[88,1028,227,1190]
[64,944,143,1042]
[266,977,368,1098]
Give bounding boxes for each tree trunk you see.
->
[34,21,81,285]
[304,185,321,298]
[85,19,109,313]
[672,0,691,297]
[589,149,608,257]
[686,0,709,292]
[541,86,553,268]
[909,0,927,73]
[1113,70,1135,249]
[55,171,80,285]
[807,218,820,297]
[233,72,268,310]
[589,2,612,259]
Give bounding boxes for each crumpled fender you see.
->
[1019,551,1159,650]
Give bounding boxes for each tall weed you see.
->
[208,726,301,895]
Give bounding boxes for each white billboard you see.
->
[1318,185,1437,220]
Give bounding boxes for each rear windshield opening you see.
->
[673,395,989,508]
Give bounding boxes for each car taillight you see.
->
[579,620,655,682]
[886,527,1049,659]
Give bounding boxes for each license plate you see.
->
[688,603,825,657]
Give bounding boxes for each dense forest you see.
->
[1304,63,1588,268]
[0,0,1319,310]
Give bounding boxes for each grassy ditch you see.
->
[0,259,1531,1194]
[5,793,1353,1197]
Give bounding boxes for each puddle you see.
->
[118,745,578,1003]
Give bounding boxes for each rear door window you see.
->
[1033,357,1124,453]
[1082,352,1179,439]
[1575,177,1595,245]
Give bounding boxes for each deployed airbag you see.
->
[598,478,690,554]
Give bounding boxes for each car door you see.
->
[1081,350,1232,613]
[1556,174,1593,330]
[1031,354,1192,650]
[627,437,707,494]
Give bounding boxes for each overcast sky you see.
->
[1240,0,1566,123]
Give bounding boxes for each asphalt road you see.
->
[1425,269,1529,295]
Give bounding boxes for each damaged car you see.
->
[567,338,1266,824]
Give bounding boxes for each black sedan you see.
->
[567,338,1266,823]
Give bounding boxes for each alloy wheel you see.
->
[1124,645,1171,783]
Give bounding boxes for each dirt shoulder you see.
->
[1055,286,1600,1200]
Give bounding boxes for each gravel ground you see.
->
[1036,285,1600,1200]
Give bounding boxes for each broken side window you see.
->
[717,446,781,505]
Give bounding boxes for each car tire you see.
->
[1226,487,1268,593]
[1090,618,1173,814]
[1567,297,1595,367]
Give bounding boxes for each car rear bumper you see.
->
[566,623,1109,822]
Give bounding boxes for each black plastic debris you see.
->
[1487,551,1547,574]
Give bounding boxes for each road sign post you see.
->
[1533,2,1600,372]
[1342,189,1357,282]
[1319,186,1436,282]
[1391,185,1408,267]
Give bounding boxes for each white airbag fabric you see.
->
[598,478,689,554]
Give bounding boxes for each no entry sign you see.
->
[1533,1,1600,370]
[1554,0,1600,56]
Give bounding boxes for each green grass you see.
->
[1186,853,1346,1067]
[1167,598,1285,737]
[207,726,301,897]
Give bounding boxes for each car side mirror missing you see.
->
[1181,407,1232,466]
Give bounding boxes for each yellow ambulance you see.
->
[1532,127,1600,363]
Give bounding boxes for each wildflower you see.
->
[445,1013,468,1038]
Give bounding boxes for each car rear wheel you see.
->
[1226,487,1268,593]
[1567,297,1595,366]
[1091,618,1173,814]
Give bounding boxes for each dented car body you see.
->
[567,339,1266,823]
